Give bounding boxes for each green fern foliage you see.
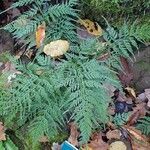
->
[113,112,130,126]
[3,0,79,50]
[58,41,121,142]
[0,38,121,143]
[136,116,150,136]
[103,21,139,59]
[0,56,66,142]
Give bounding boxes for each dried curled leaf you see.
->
[125,87,136,98]
[43,40,69,57]
[123,125,150,149]
[79,19,103,36]
[68,123,79,147]
[82,133,108,150]
[127,103,146,125]
[36,22,46,48]
[0,122,6,141]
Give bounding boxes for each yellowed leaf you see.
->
[36,22,46,48]
[109,141,127,150]
[125,87,136,98]
[43,40,69,57]
[79,19,103,36]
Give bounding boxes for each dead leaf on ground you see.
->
[68,122,80,147]
[2,62,21,75]
[109,141,127,150]
[0,122,6,141]
[125,87,136,98]
[82,132,109,150]
[79,19,103,36]
[36,22,46,48]
[127,102,147,126]
[123,125,150,149]
[43,40,69,58]
[106,129,121,140]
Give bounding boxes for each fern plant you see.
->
[2,0,79,50]
[0,38,121,144]
[136,116,150,136]
[57,40,121,142]
[0,56,67,143]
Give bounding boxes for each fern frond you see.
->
[113,112,130,126]
[136,116,150,136]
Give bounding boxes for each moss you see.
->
[80,0,150,26]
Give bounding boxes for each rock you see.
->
[0,29,14,54]
[129,46,150,92]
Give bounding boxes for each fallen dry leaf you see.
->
[106,129,121,140]
[132,141,149,150]
[2,62,21,75]
[43,40,69,58]
[82,132,109,150]
[0,122,6,141]
[125,87,136,98]
[127,102,147,125]
[79,19,103,36]
[118,57,133,86]
[123,125,150,149]
[109,141,127,150]
[68,122,80,147]
[36,22,46,48]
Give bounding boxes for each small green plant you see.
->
[136,116,150,136]
[113,112,130,126]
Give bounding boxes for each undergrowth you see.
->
[0,0,149,146]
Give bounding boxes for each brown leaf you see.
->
[82,132,109,150]
[106,129,121,140]
[68,122,80,147]
[127,103,146,125]
[2,62,20,74]
[123,125,150,149]
[0,122,6,141]
[132,141,149,150]
[118,57,133,86]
